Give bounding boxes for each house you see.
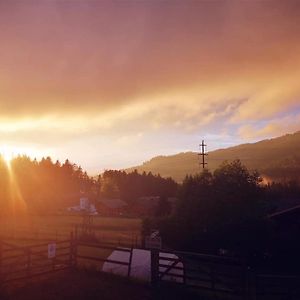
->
[268,204,300,235]
[268,204,300,226]
[80,197,89,210]
[97,198,128,216]
[67,197,98,215]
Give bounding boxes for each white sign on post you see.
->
[48,243,56,259]
[145,233,162,249]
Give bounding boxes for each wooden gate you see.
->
[0,238,74,284]
[153,249,247,298]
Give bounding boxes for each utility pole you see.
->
[198,140,208,169]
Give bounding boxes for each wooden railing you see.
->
[75,241,133,277]
[0,239,72,284]
[1,234,300,299]
[150,249,247,297]
[0,235,135,284]
[151,249,300,299]
[255,274,300,299]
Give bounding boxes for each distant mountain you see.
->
[127,131,300,182]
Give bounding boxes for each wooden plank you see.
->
[161,250,241,264]
[77,242,131,252]
[150,249,159,286]
[159,263,183,271]
[159,259,181,280]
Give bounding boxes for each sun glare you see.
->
[0,145,14,165]
[0,145,42,165]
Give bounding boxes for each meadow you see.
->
[0,214,142,246]
[0,215,142,276]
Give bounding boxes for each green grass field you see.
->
[0,215,142,277]
[0,215,142,246]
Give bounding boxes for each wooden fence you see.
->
[75,241,133,277]
[74,224,140,248]
[0,234,135,285]
[1,234,300,299]
[0,228,70,242]
[0,224,141,248]
[0,238,72,284]
[255,274,300,299]
[151,249,300,299]
[150,249,247,298]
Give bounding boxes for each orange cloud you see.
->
[0,1,300,170]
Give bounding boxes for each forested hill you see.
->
[127,131,300,182]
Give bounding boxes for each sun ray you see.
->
[0,145,28,216]
[0,145,14,165]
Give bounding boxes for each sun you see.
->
[0,145,14,164]
[3,151,13,164]
[0,144,44,165]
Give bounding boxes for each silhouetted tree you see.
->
[157,160,269,257]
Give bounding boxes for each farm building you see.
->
[67,197,98,215]
[268,204,300,236]
[96,198,128,216]
[80,197,89,210]
[266,204,300,269]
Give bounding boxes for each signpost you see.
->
[145,230,162,250]
[48,243,56,259]
[145,236,162,249]
[145,231,162,286]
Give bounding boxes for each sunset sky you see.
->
[0,0,300,173]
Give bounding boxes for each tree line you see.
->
[144,160,300,271]
[100,170,177,204]
[0,155,178,214]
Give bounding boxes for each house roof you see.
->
[268,204,300,220]
[98,198,127,209]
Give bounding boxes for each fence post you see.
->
[52,256,56,271]
[244,264,253,300]
[70,231,78,269]
[127,248,133,277]
[251,273,257,300]
[0,240,2,281]
[74,225,78,241]
[246,269,257,300]
[183,257,186,285]
[211,266,216,296]
[151,249,159,287]
[74,231,78,269]
[69,231,74,268]
[27,249,31,277]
